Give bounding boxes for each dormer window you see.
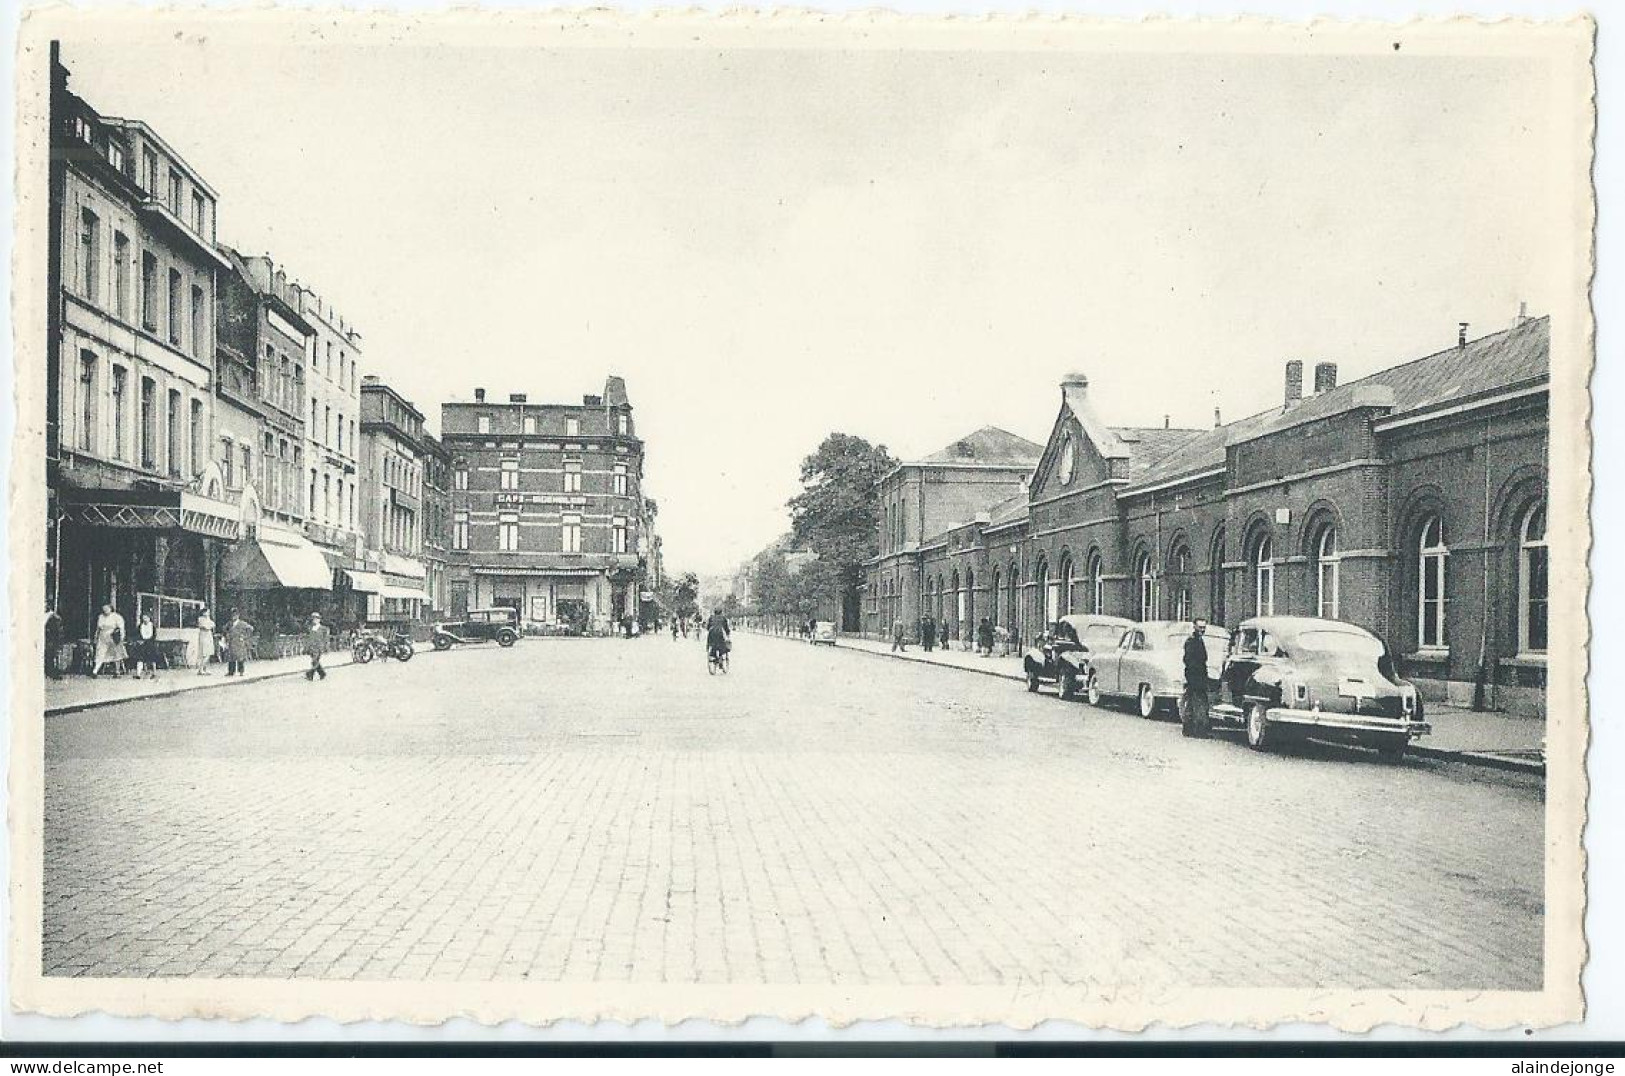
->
[107,140,125,172]
[73,116,93,144]
[565,416,580,437]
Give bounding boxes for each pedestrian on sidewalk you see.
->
[195,607,216,675]
[920,614,935,653]
[1180,617,1212,738]
[90,603,127,678]
[977,616,994,656]
[132,613,160,679]
[224,610,255,677]
[304,613,331,681]
[891,618,908,652]
[994,623,1009,656]
[938,620,950,652]
[44,606,65,680]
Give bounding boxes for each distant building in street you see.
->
[867,427,1043,638]
[420,432,453,617]
[295,285,365,577]
[47,46,241,643]
[359,376,430,621]
[865,315,1551,717]
[441,377,648,633]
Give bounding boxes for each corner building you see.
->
[869,316,1550,717]
[441,377,647,633]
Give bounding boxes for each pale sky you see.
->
[55,23,1561,576]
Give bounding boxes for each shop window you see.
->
[1418,517,1448,649]
[1518,503,1548,654]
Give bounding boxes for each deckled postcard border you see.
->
[6,7,1595,1032]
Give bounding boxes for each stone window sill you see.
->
[1404,648,1451,664]
[1500,654,1548,669]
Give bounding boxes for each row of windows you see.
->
[72,349,205,478]
[383,451,421,497]
[217,431,303,516]
[455,512,630,554]
[70,119,214,240]
[306,467,358,532]
[259,345,304,416]
[485,459,630,495]
[916,506,1550,657]
[474,413,631,437]
[77,206,209,358]
[884,496,909,552]
[308,399,356,457]
[316,338,359,394]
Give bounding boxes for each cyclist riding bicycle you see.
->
[706,610,732,664]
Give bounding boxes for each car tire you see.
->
[497,632,517,648]
[1138,684,1157,719]
[1375,734,1407,761]
[1245,702,1273,751]
[1025,666,1040,693]
[1058,668,1078,700]
[432,635,453,652]
[1086,673,1102,707]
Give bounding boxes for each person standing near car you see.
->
[1181,617,1211,738]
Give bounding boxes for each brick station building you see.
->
[441,377,650,634]
[865,316,1550,716]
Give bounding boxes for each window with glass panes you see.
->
[1418,517,1448,648]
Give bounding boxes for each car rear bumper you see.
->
[1264,706,1432,738]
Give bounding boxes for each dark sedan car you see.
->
[1209,616,1431,757]
[431,607,520,650]
[1022,614,1135,698]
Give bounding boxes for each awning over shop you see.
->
[59,486,243,541]
[381,584,426,602]
[221,527,334,590]
[470,566,603,578]
[380,553,426,580]
[343,570,383,594]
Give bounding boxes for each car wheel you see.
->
[1375,734,1407,760]
[1138,684,1157,719]
[1086,673,1102,707]
[497,632,517,648]
[432,635,453,651]
[1025,666,1040,693]
[1245,702,1272,751]
[1058,668,1078,700]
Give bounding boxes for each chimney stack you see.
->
[509,393,527,404]
[1213,407,1222,428]
[1163,414,1170,430]
[474,387,485,403]
[1517,301,1529,326]
[1458,322,1469,347]
[1284,360,1304,408]
[1313,362,1338,394]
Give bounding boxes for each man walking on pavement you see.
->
[920,613,935,653]
[304,613,331,681]
[224,610,255,677]
[891,617,908,652]
[1181,616,1212,738]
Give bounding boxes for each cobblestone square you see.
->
[43,634,1544,989]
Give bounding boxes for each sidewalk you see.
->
[45,651,362,716]
[812,631,1545,774]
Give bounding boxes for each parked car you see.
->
[431,607,521,650]
[1209,616,1431,757]
[1084,620,1230,717]
[1022,614,1135,698]
[811,621,838,646]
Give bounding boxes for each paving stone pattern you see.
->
[43,633,1544,987]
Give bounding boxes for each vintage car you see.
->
[1210,616,1431,757]
[810,621,838,646]
[1022,614,1135,698]
[1084,620,1230,717]
[431,606,521,650]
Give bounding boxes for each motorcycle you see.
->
[352,628,415,664]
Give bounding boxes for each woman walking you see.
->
[195,607,216,675]
[90,603,127,678]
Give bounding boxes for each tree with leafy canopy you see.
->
[672,572,700,621]
[786,433,897,628]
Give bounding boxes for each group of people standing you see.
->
[893,615,1008,656]
[44,604,259,680]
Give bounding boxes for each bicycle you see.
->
[707,644,730,675]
